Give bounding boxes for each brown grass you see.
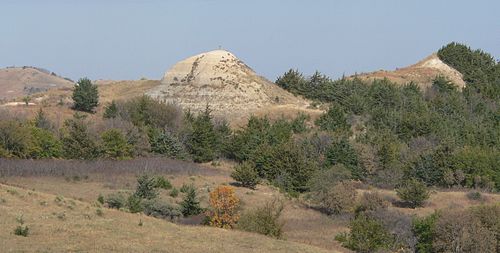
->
[0,183,334,253]
[2,159,499,252]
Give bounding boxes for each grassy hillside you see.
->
[2,158,499,252]
[0,182,334,253]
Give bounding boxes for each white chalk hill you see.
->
[146,50,308,118]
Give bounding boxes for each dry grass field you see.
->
[1,158,498,252]
[0,183,334,253]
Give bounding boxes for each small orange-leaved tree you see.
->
[208,185,240,228]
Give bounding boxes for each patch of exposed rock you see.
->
[352,53,466,90]
[146,50,308,118]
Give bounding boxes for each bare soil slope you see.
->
[353,54,466,90]
[0,67,74,100]
[146,50,312,119]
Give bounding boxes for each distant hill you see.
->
[146,50,312,119]
[352,53,466,90]
[0,66,74,100]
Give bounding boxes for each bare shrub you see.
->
[0,157,218,178]
[355,191,389,214]
[368,209,417,252]
[312,181,357,215]
[433,209,496,253]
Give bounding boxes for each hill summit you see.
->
[0,66,74,100]
[353,53,466,90]
[146,50,308,118]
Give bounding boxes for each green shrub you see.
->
[337,214,393,253]
[100,129,132,159]
[0,121,32,158]
[413,213,438,253]
[466,191,483,201]
[154,176,172,190]
[126,194,143,213]
[142,199,181,221]
[97,194,104,205]
[231,161,260,189]
[28,127,62,158]
[396,179,429,208]
[105,193,126,209]
[169,187,179,198]
[134,175,158,200]
[14,225,29,237]
[179,183,190,193]
[14,215,29,237]
[237,199,284,238]
[180,186,202,216]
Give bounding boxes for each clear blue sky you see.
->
[1,0,499,81]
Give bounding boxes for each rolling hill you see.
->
[0,66,74,100]
[0,182,334,253]
[352,53,466,90]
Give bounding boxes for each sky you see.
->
[1,0,499,81]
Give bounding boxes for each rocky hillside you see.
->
[352,53,466,90]
[146,50,310,118]
[0,66,74,100]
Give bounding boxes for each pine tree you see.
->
[134,175,158,200]
[149,129,184,158]
[315,106,349,132]
[180,186,202,216]
[103,100,118,119]
[62,113,98,159]
[72,78,99,112]
[34,108,52,130]
[100,129,132,159]
[187,105,217,162]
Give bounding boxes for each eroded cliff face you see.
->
[146,50,308,118]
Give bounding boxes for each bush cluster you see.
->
[237,199,285,238]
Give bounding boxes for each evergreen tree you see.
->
[149,128,185,159]
[134,175,158,200]
[315,106,349,132]
[103,100,118,119]
[34,108,52,130]
[100,129,132,159]
[72,78,99,112]
[62,113,98,159]
[275,69,307,94]
[186,106,217,162]
[432,75,457,93]
[180,186,202,216]
[325,138,364,179]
